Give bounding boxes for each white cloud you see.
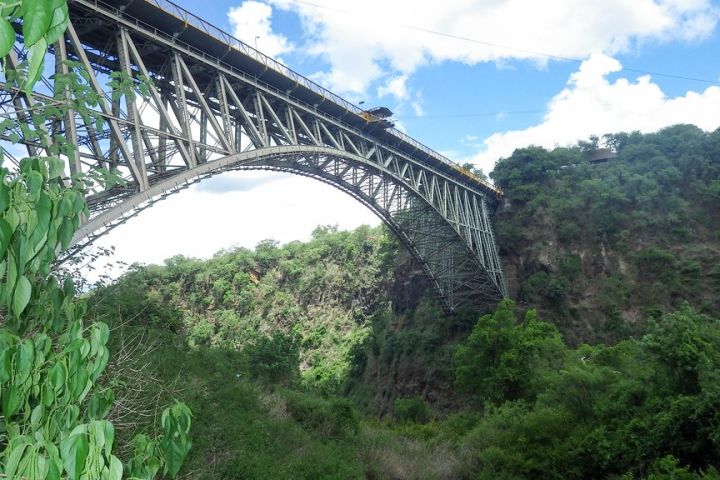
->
[91,171,380,271]
[269,0,719,96]
[467,53,720,174]
[378,75,409,100]
[228,1,294,58]
[411,97,425,117]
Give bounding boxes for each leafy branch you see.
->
[0,2,192,479]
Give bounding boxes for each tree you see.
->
[454,300,566,404]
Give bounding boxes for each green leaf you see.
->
[31,403,44,428]
[63,275,75,298]
[59,219,74,250]
[0,347,12,382]
[29,192,51,257]
[41,381,55,406]
[5,438,32,479]
[22,0,53,46]
[26,170,43,198]
[16,339,34,384]
[50,361,66,392]
[57,192,73,217]
[71,365,88,398]
[90,346,109,381]
[161,403,193,477]
[12,274,32,317]
[0,182,10,213]
[34,454,50,480]
[103,420,115,457]
[26,36,48,93]
[87,393,111,420]
[3,384,22,418]
[0,217,13,259]
[0,3,19,16]
[0,17,15,58]
[48,157,65,179]
[108,455,123,480]
[98,322,110,345]
[5,248,18,303]
[72,190,85,214]
[60,433,89,480]
[44,2,68,45]
[47,459,62,480]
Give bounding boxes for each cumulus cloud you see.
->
[466,53,720,173]
[378,75,410,100]
[268,0,719,97]
[228,1,294,58]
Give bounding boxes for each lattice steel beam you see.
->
[0,0,508,310]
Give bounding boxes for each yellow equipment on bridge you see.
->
[454,165,504,197]
[360,106,395,129]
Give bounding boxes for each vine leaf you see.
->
[26,36,48,93]
[16,339,34,384]
[2,384,22,417]
[60,432,89,480]
[12,274,32,316]
[0,218,12,258]
[5,438,32,479]
[0,17,15,58]
[44,2,68,45]
[21,0,53,46]
[108,455,123,480]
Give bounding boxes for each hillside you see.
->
[86,125,720,479]
[492,124,720,344]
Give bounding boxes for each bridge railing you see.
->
[78,0,501,196]
[145,0,362,115]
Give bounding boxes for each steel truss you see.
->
[0,0,507,311]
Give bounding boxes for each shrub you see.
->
[394,396,432,424]
[247,332,301,383]
[454,301,566,405]
[284,391,359,438]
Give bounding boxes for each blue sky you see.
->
[89,0,720,274]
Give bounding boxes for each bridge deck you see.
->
[70,0,501,199]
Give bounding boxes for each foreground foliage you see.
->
[0,3,191,477]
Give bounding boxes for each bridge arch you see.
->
[0,0,507,311]
[72,146,505,311]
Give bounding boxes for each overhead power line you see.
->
[285,0,720,86]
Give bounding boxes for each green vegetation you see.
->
[452,301,720,479]
[0,2,190,478]
[3,3,719,479]
[492,125,720,343]
[92,225,392,393]
[42,126,720,478]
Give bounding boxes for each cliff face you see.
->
[491,125,720,344]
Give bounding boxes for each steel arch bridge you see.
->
[0,0,507,311]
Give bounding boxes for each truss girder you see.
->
[0,1,507,310]
[70,146,506,310]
